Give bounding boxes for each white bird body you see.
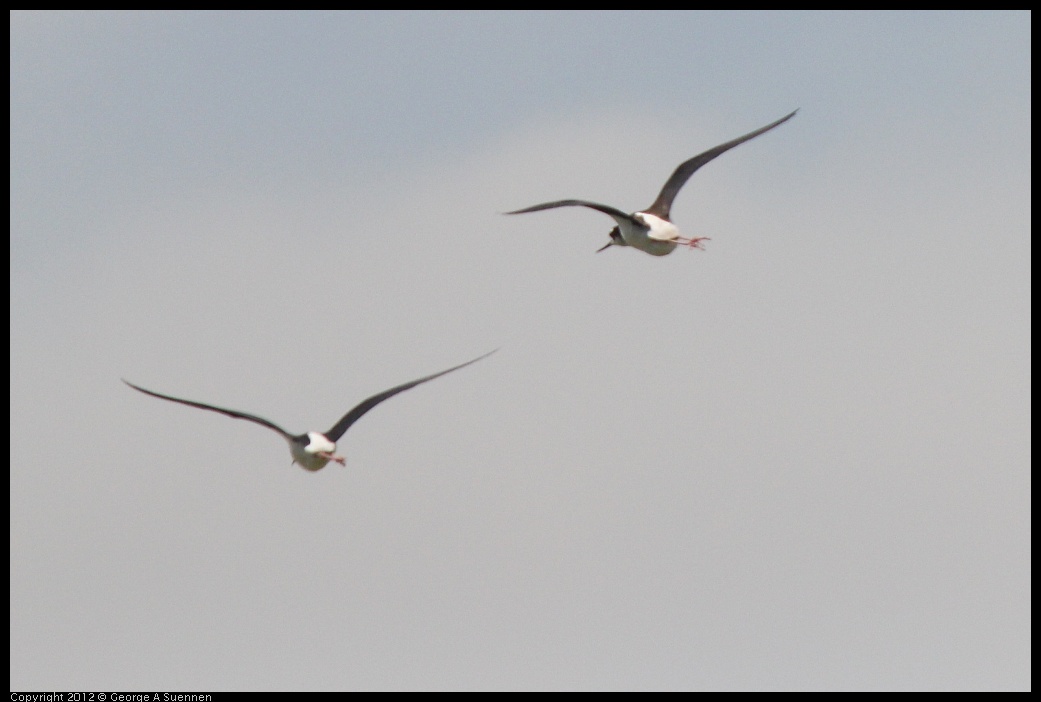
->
[291,432,339,472]
[624,212,681,256]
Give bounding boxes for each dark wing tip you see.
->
[122,378,155,395]
[502,201,571,215]
[644,109,799,218]
[324,349,498,442]
[122,377,292,438]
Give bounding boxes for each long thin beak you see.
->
[595,241,613,253]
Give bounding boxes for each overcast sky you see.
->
[10,11,1030,691]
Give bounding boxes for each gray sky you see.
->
[10,11,1030,691]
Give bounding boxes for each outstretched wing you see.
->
[123,379,293,439]
[324,350,497,442]
[644,110,798,219]
[505,200,645,230]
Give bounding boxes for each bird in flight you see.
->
[123,350,496,471]
[505,110,797,256]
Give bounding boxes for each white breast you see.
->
[623,213,679,256]
[304,432,336,454]
[638,213,680,242]
[290,432,337,471]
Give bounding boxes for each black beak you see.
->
[595,241,614,253]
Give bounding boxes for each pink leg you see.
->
[683,236,711,250]
[320,452,346,466]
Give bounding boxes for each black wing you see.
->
[324,350,496,442]
[505,200,645,229]
[644,110,798,219]
[123,379,293,439]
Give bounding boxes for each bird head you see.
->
[597,225,626,253]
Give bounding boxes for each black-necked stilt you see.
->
[124,350,496,471]
[506,110,797,256]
